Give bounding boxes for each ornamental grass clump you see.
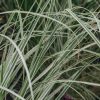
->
[0,0,100,100]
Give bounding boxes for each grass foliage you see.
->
[0,0,100,99]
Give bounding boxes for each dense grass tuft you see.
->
[0,0,100,100]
